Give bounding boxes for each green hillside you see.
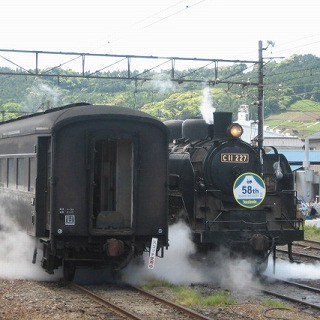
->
[0,53,319,139]
[265,100,320,138]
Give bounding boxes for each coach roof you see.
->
[0,103,165,137]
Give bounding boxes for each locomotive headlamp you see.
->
[228,123,243,138]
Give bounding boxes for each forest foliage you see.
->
[0,54,319,135]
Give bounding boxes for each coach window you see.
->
[7,158,15,188]
[29,158,36,192]
[0,158,6,187]
[17,158,28,191]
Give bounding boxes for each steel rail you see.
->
[70,282,141,320]
[262,289,320,311]
[299,239,320,246]
[277,249,320,261]
[70,282,212,320]
[131,285,212,320]
[261,276,320,312]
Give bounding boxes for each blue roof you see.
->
[277,150,320,164]
[290,165,303,171]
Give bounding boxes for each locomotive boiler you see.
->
[165,112,303,270]
[0,103,168,279]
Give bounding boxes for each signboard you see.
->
[221,153,249,163]
[148,237,158,269]
[233,172,266,208]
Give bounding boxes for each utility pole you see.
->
[257,40,264,149]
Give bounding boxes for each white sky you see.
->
[0,0,319,70]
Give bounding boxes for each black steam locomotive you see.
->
[165,112,303,270]
[0,103,168,279]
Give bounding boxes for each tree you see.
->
[0,102,23,121]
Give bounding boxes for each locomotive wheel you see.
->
[63,261,76,281]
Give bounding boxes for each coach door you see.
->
[90,137,134,233]
[36,137,52,237]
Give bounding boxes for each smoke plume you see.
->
[150,75,176,94]
[200,86,216,124]
[123,221,258,292]
[22,81,63,113]
[264,258,320,280]
[0,207,61,281]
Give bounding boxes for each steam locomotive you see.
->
[0,103,168,279]
[165,112,304,270]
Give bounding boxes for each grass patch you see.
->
[262,299,294,310]
[304,225,320,241]
[142,281,236,307]
[202,291,236,306]
[175,288,201,306]
[289,100,320,111]
[142,278,175,289]
[175,288,236,307]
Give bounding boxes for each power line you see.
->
[137,0,206,30]
[266,34,320,58]
[0,48,259,87]
[271,40,320,56]
[101,0,206,51]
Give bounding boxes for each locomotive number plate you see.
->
[221,153,249,163]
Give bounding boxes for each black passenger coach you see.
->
[0,103,168,279]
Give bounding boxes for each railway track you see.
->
[294,239,320,252]
[277,239,320,262]
[261,276,320,313]
[70,282,211,320]
[299,239,320,247]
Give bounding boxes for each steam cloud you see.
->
[124,221,320,291]
[264,259,320,280]
[200,86,216,124]
[2,203,319,285]
[150,76,176,94]
[0,207,61,281]
[123,221,258,291]
[22,81,63,113]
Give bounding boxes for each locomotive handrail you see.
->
[279,189,299,230]
[206,219,302,225]
[205,218,303,231]
[204,189,222,227]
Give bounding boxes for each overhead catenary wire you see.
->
[30,0,193,75]
[0,54,34,75]
[52,1,206,73]
[134,0,206,31]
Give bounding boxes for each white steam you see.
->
[264,258,320,280]
[123,221,258,292]
[150,77,176,94]
[22,81,62,113]
[123,221,203,285]
[200,86,216,124]
[0,208,61,281]
[203,249,258,291]
[124,221,320,291]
